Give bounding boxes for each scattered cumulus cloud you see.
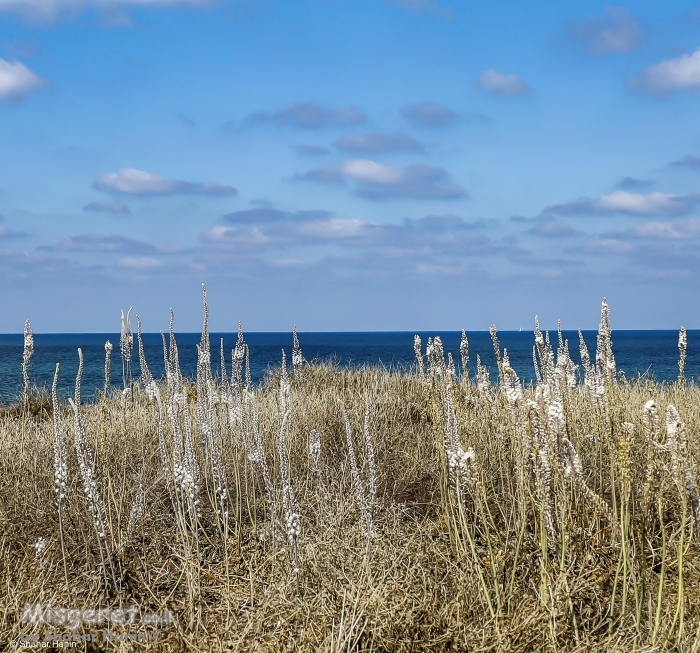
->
[0,224,27,238]
[565,6,641,54]
[290,144,330,156]
[0,0,212,22]
[93,168,237,196]
[83,200,130,214]
[529,221,575,238]
[245,102,366,130]
[606,218,700,240]
[547,190,697,217]
[566,238,636,255]
[475,70,532,96]
[631,48,700,95]
[118,256,162,269]
[335,131,424,154]
[400,102,461,127]
[0,58,45,102]
[223,207,331,224]
[202,208,488,257]
[669,154,700,169]
[617,176,653,190]
[300,159,466,200]
[45,233,186,255]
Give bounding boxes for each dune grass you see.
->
[0,297,699,652]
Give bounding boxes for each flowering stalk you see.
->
[678,326,687,384]
[120,307,133,390]
[22,319,34,404]
[52,363,69,591]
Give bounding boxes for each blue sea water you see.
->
[0,330,696,403]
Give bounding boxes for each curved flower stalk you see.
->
[120,307,133,390]
[70,349,113,573]
[246,390,276,538]
[343,405,371,535]
[363,398,377,517]
[562,437,618,537]
[278,407,300,566]
[527,401,557,552]
[137,318,173,509]
[52,363,70,590]
[292,325,304,374]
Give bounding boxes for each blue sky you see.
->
[2,0,700,332]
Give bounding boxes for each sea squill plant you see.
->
[562,437,617,535]
[137,318,172,510]
[426,336,447,382]
[596,298,616,387]
[246,390,276,540]
[120,307,134,390]
[343,405,371,536]
[476,355,490,394]
[22,319,33,404]
[363,399,377,518]
[489,324,503,382]
[414,335,424,378]
[308,429,321,471]
[103,340,113,394]
[51,363,69,590]
[527,400,557,555]
[196,286,229,528]
[69,349,116,587]
[292,325,304,373]
[277,356,300,566]
[459,330,468,383]
[678,326,687,383]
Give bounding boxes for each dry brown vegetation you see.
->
[1,297,699,652]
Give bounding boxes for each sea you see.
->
[0,330,696,403]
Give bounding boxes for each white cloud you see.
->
[632,48,700,95]
[617,218,700,240]
[83,200,130,214]
[301,159,466,200]
[669,154,700,169]
[548,190,696,217]
[475,70,531,96]
[93,168,237,196]
[566,6,641,54]
[0,0,211,22]
[400,102,461,127]
[335,132,424,154]
[0,58,45,102]
[245,102,366,130]
[118,256,162,269]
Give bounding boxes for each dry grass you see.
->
[1,330,699,652]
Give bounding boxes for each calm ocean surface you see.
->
[0,330,696,403]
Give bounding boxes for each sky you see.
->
[2,0,700,332]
